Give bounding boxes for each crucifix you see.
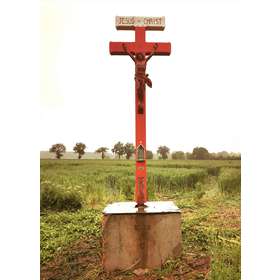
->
[109,16,171,206]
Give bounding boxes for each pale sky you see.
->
[41,0,241,153]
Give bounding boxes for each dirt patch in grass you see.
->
[86,253,211,280]
[41,237,211,280]
[41,237,101,280]
[207,206,240,229]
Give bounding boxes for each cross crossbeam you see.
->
[110,42,171,56]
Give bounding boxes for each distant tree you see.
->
[192,147,210,160]
[146,150,153,160]
[49,143,66,159]
[73,142,86,159]
[234,153,241,160]
[124,143,135,159]
[112,142,125,159]
[216,151,229,160]
[209,152,217,160]
[171,151,185,160]
[185,152,193,160]
[222,152,241,160]
[95,147,108,159]
[157,146,170,160]
[209,151,241,160]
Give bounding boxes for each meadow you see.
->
[40,159,241,280]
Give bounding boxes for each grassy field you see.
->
[40,159,241,280]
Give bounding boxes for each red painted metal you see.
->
[109,24,171,206]
[110,42,171,56]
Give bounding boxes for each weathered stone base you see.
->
[102,201,182,272]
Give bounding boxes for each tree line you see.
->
[48,143,241,160]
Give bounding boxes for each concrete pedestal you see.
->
[102,201,182,272]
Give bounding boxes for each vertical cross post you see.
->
[109,16,171,206]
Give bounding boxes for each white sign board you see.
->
[116,16,165,30]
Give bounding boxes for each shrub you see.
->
[218,168,241,194]
[40,181,82,211]
[171,151,185,160]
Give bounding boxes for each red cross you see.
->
[109,17,171,206]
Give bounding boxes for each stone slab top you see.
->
[103,201,180,215]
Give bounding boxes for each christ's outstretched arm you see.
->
[122,43,135,62]
[146,43,158,62]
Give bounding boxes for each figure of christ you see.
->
[122,43,158,114]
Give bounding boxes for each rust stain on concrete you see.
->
[102,204,182,271]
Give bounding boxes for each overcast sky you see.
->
[41,0,241,153]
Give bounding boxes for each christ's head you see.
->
[136,52,145,61]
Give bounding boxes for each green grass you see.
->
[41,209,102,264]
[40,159,241,279]
[218,168,241,194]
[40,181,83,211]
